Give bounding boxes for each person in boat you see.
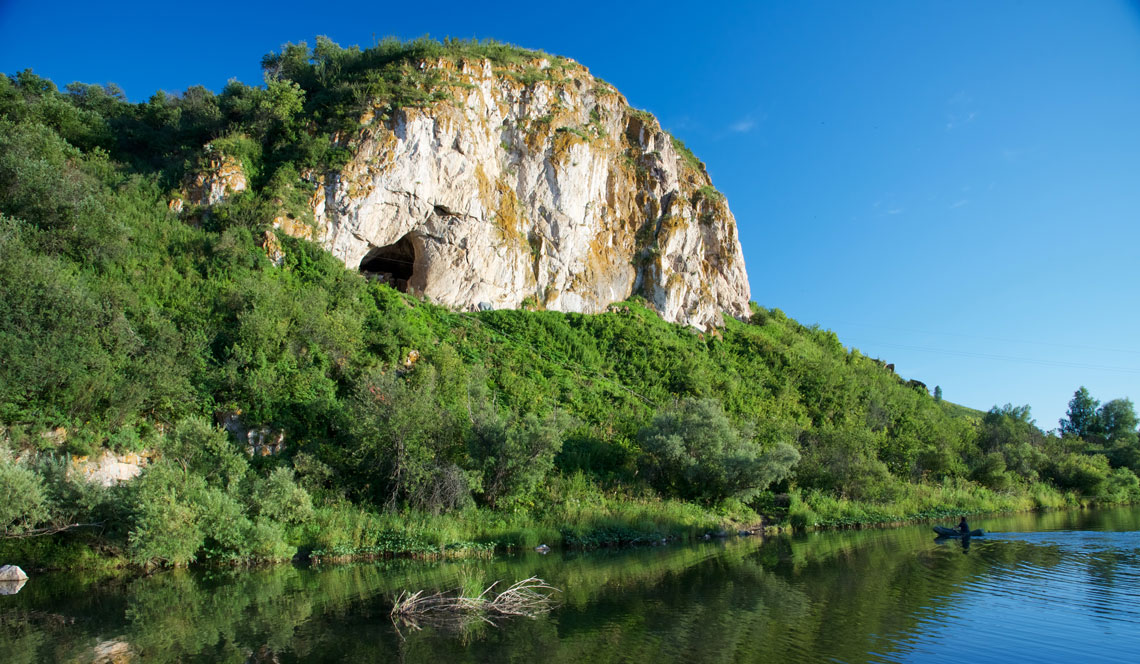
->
[958,516,970,535]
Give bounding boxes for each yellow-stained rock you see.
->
[185,152,247,206]
[70,450,152,487]
[311,57,750,330]
[262,230,284,266]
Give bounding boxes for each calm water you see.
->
[2,507,1138,663]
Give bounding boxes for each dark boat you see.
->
[934,526,985,538]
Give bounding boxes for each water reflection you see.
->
[0,506,1137,663]
[933,535,974,554]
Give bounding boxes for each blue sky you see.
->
[2,1,1138,427]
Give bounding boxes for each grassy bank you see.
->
[780,479,1074,530]
[4,468,1123,572]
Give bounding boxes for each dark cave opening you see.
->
[359,234,417,292]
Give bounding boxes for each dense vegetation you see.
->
[1,38,1138,568]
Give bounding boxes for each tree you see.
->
[1097,398,1138,444]
[1060,387,1100,439]
[933,385,942,403]
[1098,398,1139,472]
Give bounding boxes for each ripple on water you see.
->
[892,529,1140,663]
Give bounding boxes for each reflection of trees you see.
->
[3,507,1138,662]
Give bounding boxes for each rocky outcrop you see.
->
[185,149,247,206]
[71,450,152,486]
[219,411,287,457]
[295,57,750,329]
[262,230,285,266]
[92,640,136,664]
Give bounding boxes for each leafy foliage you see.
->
[1060,387,1100,438]
[638,398,799,503]
[1,39,1138,566]
[0,452,50,536]
[469,408,570,510]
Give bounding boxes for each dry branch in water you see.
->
[390,577,560,630]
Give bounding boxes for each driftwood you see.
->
[390,577,560,631]
[1,522,103,539]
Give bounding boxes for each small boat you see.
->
[933,526,985,538]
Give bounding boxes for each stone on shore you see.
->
[0,564,28,581]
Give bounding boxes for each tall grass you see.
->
[304,473,753,560]
[788,478,1083,530]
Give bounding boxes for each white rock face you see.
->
[303,57,751,329]
[71,450,150,487]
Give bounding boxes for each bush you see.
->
[1048,452,1111,497]
[344,365,471,513]
[32,453,111,529]
[164,416,249,491]
[469,409,568,509]
[796,426,897,501]
[196,484,254,560]
[788,505,817,530]
[247,518,293,561]
[126,462,207,566]
[970,452,1012,491]
[0,452,49,536]
[108,426,146,454]
[252,467,314,525]
[638,398,799,504]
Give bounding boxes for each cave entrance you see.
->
[359,234,417,292]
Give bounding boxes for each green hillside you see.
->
[2,39,1138,569]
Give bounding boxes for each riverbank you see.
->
[775,477,1078,530]
[7,505,1138,663]
[3,472,1124,573]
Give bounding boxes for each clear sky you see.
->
[2,1,1138,428]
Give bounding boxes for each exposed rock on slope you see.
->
[296,57,751,329]
[185,150,247,206]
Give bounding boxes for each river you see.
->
[2,506,1137,663]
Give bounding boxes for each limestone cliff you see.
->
[295,57,751,329]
